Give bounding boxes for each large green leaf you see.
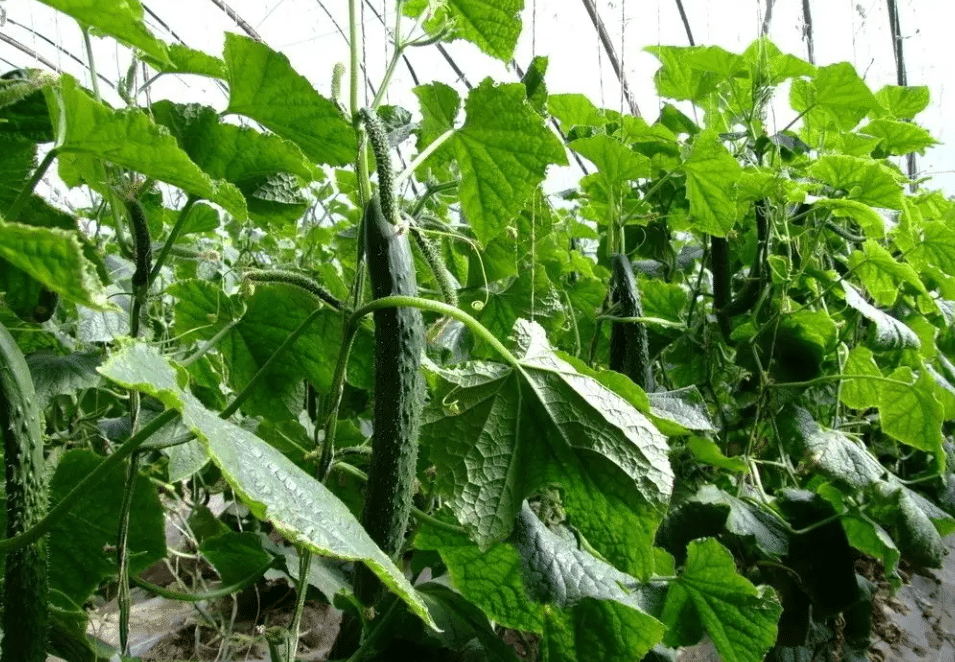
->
[874,84,930,120]
[861,119,937,156]
[541,599,667,662]
[417,506,666,662]
[47,450,165,604]
[0,140,39,208]
[200,531,273,586]
[647,387,716,435]
[151,101,317,183]
[869,481,945,568]
[849,239,926,306]
[692,486,788,557]
[645,46,730,103]
[660,538,781,662]
[910,220,955,275]
[840,515,900,587]
[423,320,672,579]
[443,0,524,62]
[742,37,815,86]
[151,101,316,227]
[223,33,355,167]
[37,0,170,65]
[547,93,606,131]
[413,582,521,661]
[150,43,227,79]
[169,279,372,419]
[512,503,660,619]
[26,351,102,407]
[0,70,55,143]
[416,517,546,633]
[807,155,904,210]
[790,62,877,130]
[413,82,460,179]
[813,198,888,238]
[878,367,944,463]
[568,135,651,188]
[840,345,882,410]
[97,342,436,629]
[0,219,111,310]
[542,451,662,579]
[448,80,567,244]
[47,76,247,218]
[842,281,919,349]
[682,130,742,236]
[781,407,884,489]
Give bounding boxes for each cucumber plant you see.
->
[0,4,953,662]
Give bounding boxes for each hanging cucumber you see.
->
[711,200,770,342]
[608,254,654,391]
[353,196,425,606]
[409,223,458,308]
[710,235,733,342]
[244,269,343,310]
[1,322,49,662]
[124,199,152,290]
[721,200,769,317]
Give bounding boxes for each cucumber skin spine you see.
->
[608,254,654,391]
[0,323,48,662]
[355,197,424,604]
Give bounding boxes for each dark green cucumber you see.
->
[608,254,654,391]
[710,235,733,342]
[1,322,48,662]
[712,200,770,342]
[722,200,769,317]
[354,196,425,605]
[124,199,152,289]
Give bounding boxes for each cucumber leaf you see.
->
[447,80,567,244]
[660,538,781,662]
[46,76,247,218]
[423,319,672,576]
[223,33,355,167]
[47,450,165,605]
[37,0,171,65]
[98,342,437,630]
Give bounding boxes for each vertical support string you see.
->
[675,0,695,46]
[886,0,918,187]
[801,0,815,64]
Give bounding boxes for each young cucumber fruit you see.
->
[0,322,48,662]
[354,196,425,605]
[608,253,654,391]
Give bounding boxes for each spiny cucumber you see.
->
[124,199,152,289]
[409,223,458,308]
[608,254,654,391]
[244,269,343,310]
[358,108,397,226]
[354,196,424,606]
[1,322,48,662]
